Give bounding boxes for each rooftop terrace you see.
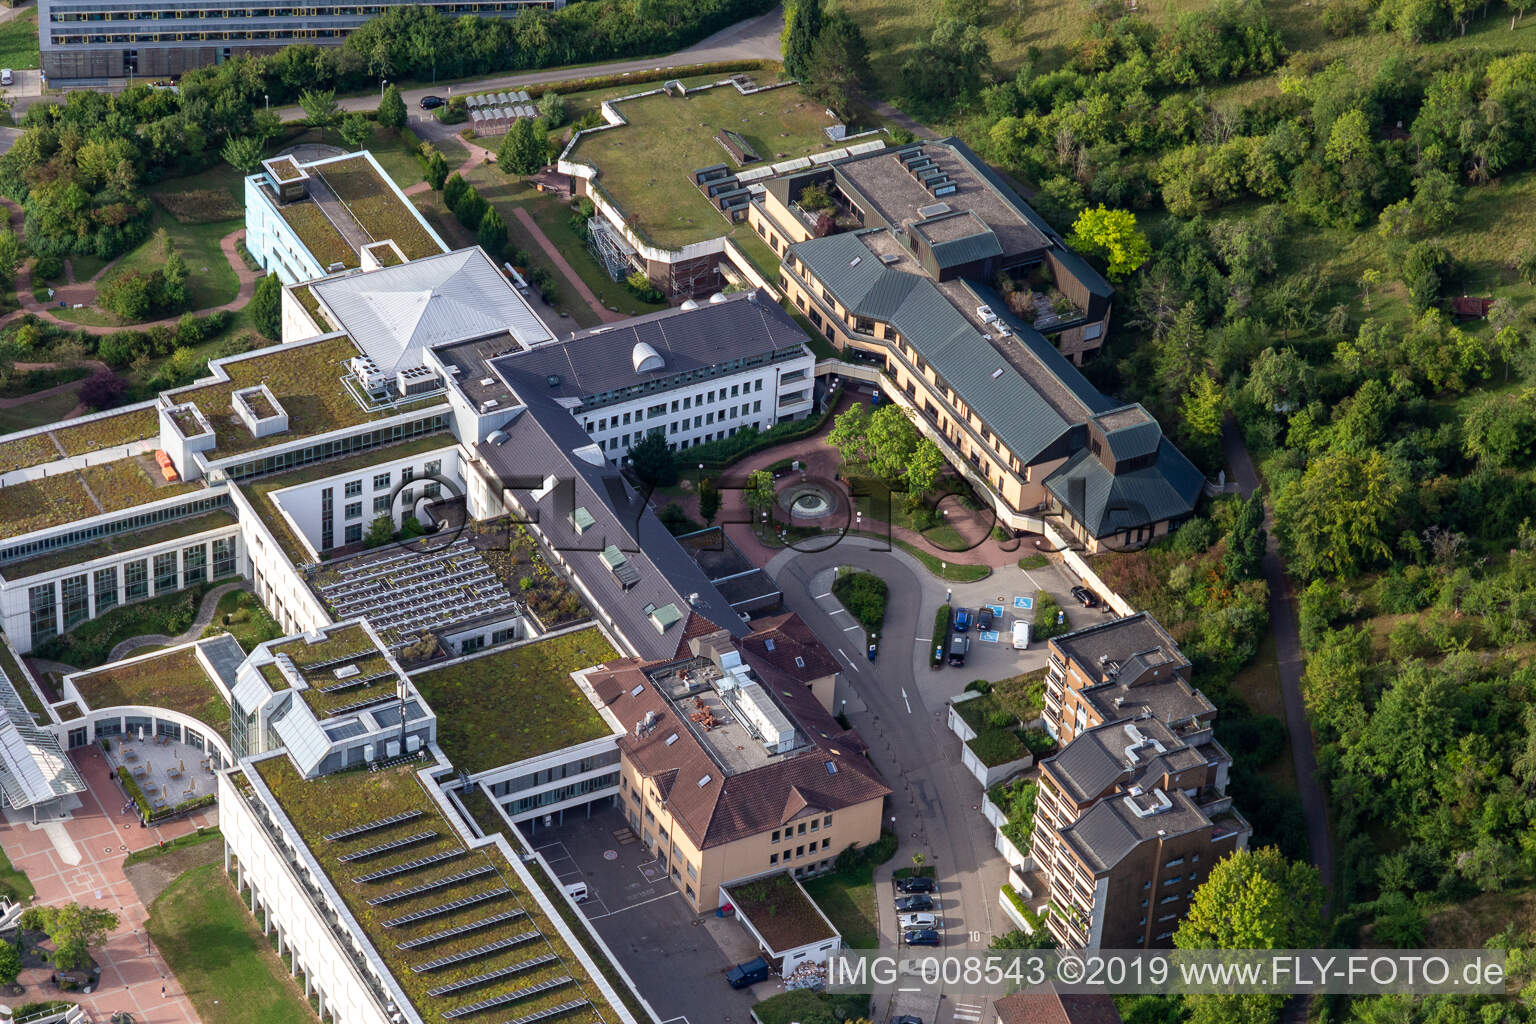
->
[647,656,809,777]
[253,756,615,1024]
[410,627,618,776]
[312,156,444,262]
[70,645,231,735]
[567,82,839,250]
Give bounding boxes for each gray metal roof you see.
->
[1043,440,1203,538]
[477,394,749,661]
[269,693,331,778]
[0,658,84,809]
[312,247,554,378]
[198,633,246,693]
[490,290,807,401]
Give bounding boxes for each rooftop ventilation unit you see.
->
[879,253,901,265]
[917,202,952,218]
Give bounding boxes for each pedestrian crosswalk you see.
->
[954,1000,985,1022]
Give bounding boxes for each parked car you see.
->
[947,635,969,667]
[895,875,935,894]
[1,70,13,87]
[725,956,769,989]
[895,893,935,912]
[419,94,446,109]
[903,928,942,947]
[953,608,971,632]
[890,1016,925,1024]
[976,606,994,631]
[1071,585,1099,608]
[898,912,939,930]
[1012,621,1031,650]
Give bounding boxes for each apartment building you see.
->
[750,139,1203,550]
[1030,615,1249,950]
[590,630,889,913]
[40,0,561,82]
[488,290,816,460]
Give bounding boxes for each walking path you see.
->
[1221,416,1334,898]
[511,207,628,325]
[107,582,244,662]
[0,747,215,1024]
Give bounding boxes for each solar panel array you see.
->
[335,831,438,863]
[426,952,560,997]
[324,810,422,843]
[367,864,498,906]
[441,976,574,1020]
[351,847,465,884]
[396,914,531,951]
[381,886,511,928]
[409,931,535,973]
[318,540,519,645]
[501,999,592,1024]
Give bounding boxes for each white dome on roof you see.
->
[679,298,700,310]
[632,341,665,374]
[708,292,729,304]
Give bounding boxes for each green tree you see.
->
[827,403,872,463]
[299,88,341,129]
[537,90,566,127]
[804,10,871,111]
[1274,449,1406,578]
[1067,205,1150,280]
[865,405,920,484]
[250,272,283,341]
[1400,240,1450,314]
[443,171,468,210]
[1301,624,1372,741]
[627,430,678,487]
[377,83,407,131]
[0,940,18,987]
[339,112,374,149]
[783,0,824,80]
[1243,347,1310,412]
[900,17,992,104]
[499,117,547,176]
[1462,388,1536,468]
[220,135,264,174]
[19,903,119,971]
[160,244,189,313]
[424,147,450,190]
[454,186,488,231]
[477,206,508,259]
[1180,372,1223,469]
[903,438,946,507]
[98,269,156,321]
[745,469,776,516]
[363,514,395,548]
[698,478,721,525]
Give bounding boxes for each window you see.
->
[125,559,148,602]
[770,853,779,865]
[154,552,178,595]
[824,815,832,828]
[373,496,391,513]
[401,488,413,506]
[730,384,739,397]
[755,379,764,391]
[461,635,486,654]
[424,459,442,476]
[797,822,807,835]
[320,486,334,550]
[344,523,363,544]
[182,543,206,586]
[401,466,414,483]
[345,501,363,520]
[491,627,516,645]
[28,583,56,648]
[344,480,362,497]
[373,472,391,491]
[771,830,780,843]
[212,537,236,578]
[821,837,830,849]
[94,567,118,615]
[753,400,762,413]
[796,845,805,857]
[61,575,89,629]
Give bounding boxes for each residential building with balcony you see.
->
[748,139,1203,550]
[1029,615,1249,950]
[40,0,562,82]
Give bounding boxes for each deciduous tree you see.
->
[299,88,341,128]
[1067,205,1150,280]
[20,904,118,971]
[250,272,282,340]
[339,112,373,149]
[377,83,407,130]
[220,135,264,174]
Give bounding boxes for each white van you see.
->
[563,881,589,903]
[1,70,13,87]
[1012,621,1030,650]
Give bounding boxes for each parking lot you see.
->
[526,806,767,1024]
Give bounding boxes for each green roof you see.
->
[410,627,616,775]
[72,646,230,735]
[1,509,237,580]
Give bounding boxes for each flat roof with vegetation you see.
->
[0,457,203,540]
[410,628,617,775]
[723,871,837,952]
[0,406,163,477]
[71,647,230,734]
[567,83,837,250]
[253,756,616,1024]
[265,622,405,719]
[315,156,443,261]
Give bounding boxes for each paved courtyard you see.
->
[105,734,220,813]
[0,745,216,1023]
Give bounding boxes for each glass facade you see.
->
[212,537,236,578]
[28,583,56,648]
[153,552,178,595]
[0,493,230,569]
[93,566,118,615]
[183,543,207,586]
[61,574,90,629]
[320,486,334,551]
[218,417,448,482]
[125,558,149,601]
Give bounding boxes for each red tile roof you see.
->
[993,990,1123,1024]
[740,612,840,684]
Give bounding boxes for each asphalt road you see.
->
[272,5,785,124]
[765,537,1015,1024]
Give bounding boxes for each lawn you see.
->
[35,582,224,669]
[801,861,879,949]
[0,385,82,435]
[146,863,314,1024]
[109,215,242,314]
[409,627,617,774]
[0,841,34,902]
[566,82,840,250]
[71,646,231,734]
[314,154,442,259]
[0,10,41,71]
[202,588,283,652]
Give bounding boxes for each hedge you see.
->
[831,570,887,640]
[688,398,839,472]
[531,60,770,100]
[929,604,952,667]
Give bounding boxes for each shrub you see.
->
[78,372,127,411]
[832,570,888,638]
[1033,590,1067,640]
[930,604,952,666]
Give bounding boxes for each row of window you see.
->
[585,383,765,435]
[771,816,832,842]
[593,405,764,453]
[219,418,446,482]
[0,494,230,569]
[770,836,830,866]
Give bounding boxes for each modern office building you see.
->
[1028,615,1250,950]
[40,0,563,82]
[750,139,1204,549]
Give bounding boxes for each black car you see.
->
[1071,585,1099,608]
[890,1017,924,1024]
[976,606,994,631]
[894,893,935,912]
[903,928,941,947]
[947,635,969,667]
[419,95,446,109]
[895,875,935,894]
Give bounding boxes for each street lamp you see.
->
[381,78,388,98]
[264,93,269,113]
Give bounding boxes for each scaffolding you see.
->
[587,215,639,282]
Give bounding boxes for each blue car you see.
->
[953,608,971,632]
[903,928,941,947]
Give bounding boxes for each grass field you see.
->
[106,214,241,315]
[801,861,880,949]
[0,386,81,434]
[0,10,41,71]
[567,82,839,249]
[0,841,34,902]
[147,863,314,1024]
